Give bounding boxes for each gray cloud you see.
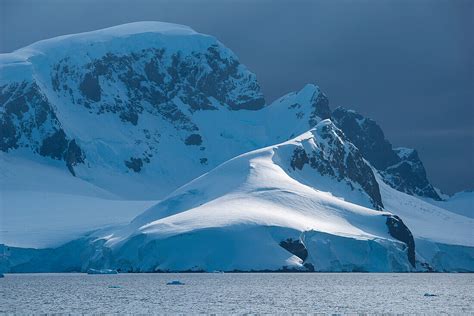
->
[1,0,473,193]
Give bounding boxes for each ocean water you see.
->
[1,273,473,314]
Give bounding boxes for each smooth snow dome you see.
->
[0,22,222,86]
[0,22,197,62]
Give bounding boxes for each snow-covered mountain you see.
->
[332,107,441,200]
[1,22,472,272]
[0,22,329,199]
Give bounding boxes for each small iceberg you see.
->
[87,268,118,275]
[424,293,438,297]
[212,270,224,273]
[166,280,185,285]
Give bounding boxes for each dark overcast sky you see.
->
[1,0,473,194]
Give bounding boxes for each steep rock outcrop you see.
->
[287,120,383,210]
[332,107,440,200]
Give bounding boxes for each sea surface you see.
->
[1,273,473,314]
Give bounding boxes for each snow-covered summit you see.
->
[1,22,199,64]
[0,22,209,84]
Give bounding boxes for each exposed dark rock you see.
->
[290,147,309,171]
[279,238,308,261]
[308,92,331,127]
[332,107,441,200]
[38,129,85,175]
[79,73,101,102]
[119,111,139,125]
[0,116,19,151]
[420,262,435,272]
[125,157,143,172]
[5,96,29,118]
[39,130,68,160]
[153,101,197,132]
[144,60,165,84]
[34,104,49,126]
[1,81,86,173]
[332,107,398,170]
[385,214,416,267]
[303,262,315,271]
[64,140,85,176]
[185,134,203,146]
[180,85,217,112]
[383,148,441,200]
[290,121,384,210]
[1,81,67,155]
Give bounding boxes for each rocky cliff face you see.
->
[287,120,383,210]
[51,44,265,122]
[0,81,85,175]
[382,147,441,200]
[332,107,441,200]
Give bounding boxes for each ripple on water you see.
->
[0,273,473,314]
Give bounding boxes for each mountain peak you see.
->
[11,21,198,56]
[332,106,441,200]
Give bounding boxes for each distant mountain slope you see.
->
[375,173,474,271]
[332,107,441,200]
[424,191,473,219]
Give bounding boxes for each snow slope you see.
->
[0,152,157,248]
[53,121,415,272]
[376,175,474,271]
[424,191,474,219]
[378,177,473,247]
